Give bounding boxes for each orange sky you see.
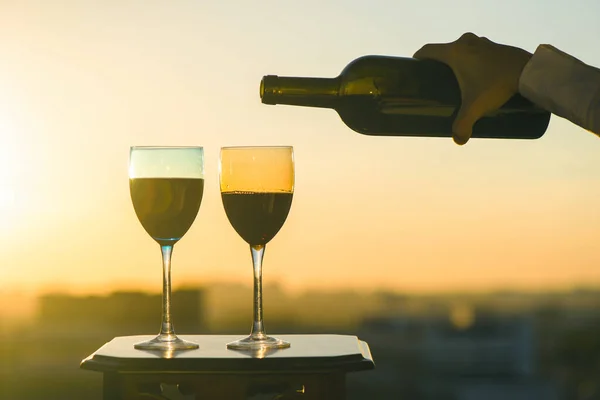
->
[0,0,599,297]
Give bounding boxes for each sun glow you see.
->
[0,112,20,214]
[0,187,15,209]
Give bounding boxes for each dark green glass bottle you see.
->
[260,55,551,139]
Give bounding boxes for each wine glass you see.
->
[129,146,205,351]
[219,146,294,350]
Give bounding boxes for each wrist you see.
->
[519,44,600,132]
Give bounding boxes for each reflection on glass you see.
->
[229,346,280,359]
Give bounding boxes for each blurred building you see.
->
[35,288,206,338]
[357,309,560,400]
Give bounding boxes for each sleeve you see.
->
[518,45,600,136]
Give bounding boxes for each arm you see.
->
[519,44,600,136]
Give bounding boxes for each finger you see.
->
[415,33,484,60]
[413,43,452,64]
[456,32,482,46]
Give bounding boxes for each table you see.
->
[80,334,374,399]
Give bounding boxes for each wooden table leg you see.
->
[103,372,124,400]
[108,372,347,400]
[291,373,345,400]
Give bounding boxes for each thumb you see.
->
[452,96,477,146]
[451,86,483,145]
[452,86,515,146]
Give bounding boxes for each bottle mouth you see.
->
[259,75,278,105]
[259,77,265,99]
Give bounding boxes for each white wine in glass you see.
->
[129,146,204,351]
[220,146,294,350]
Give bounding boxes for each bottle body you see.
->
[260,56,551,139]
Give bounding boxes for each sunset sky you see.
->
[0,0,599,297]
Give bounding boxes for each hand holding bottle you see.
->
[261,42,550,140]
[414,33,533,145]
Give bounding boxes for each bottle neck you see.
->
[260,76,340,109]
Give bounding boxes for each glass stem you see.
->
[159,245,176,340]
[250,244,267,340]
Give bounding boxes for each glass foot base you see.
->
[134,334,199,351]
[226,335,290,351]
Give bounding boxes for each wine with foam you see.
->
[130,177,204,246]
[222,191,293,246]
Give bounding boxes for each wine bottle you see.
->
[260,55,551,139]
